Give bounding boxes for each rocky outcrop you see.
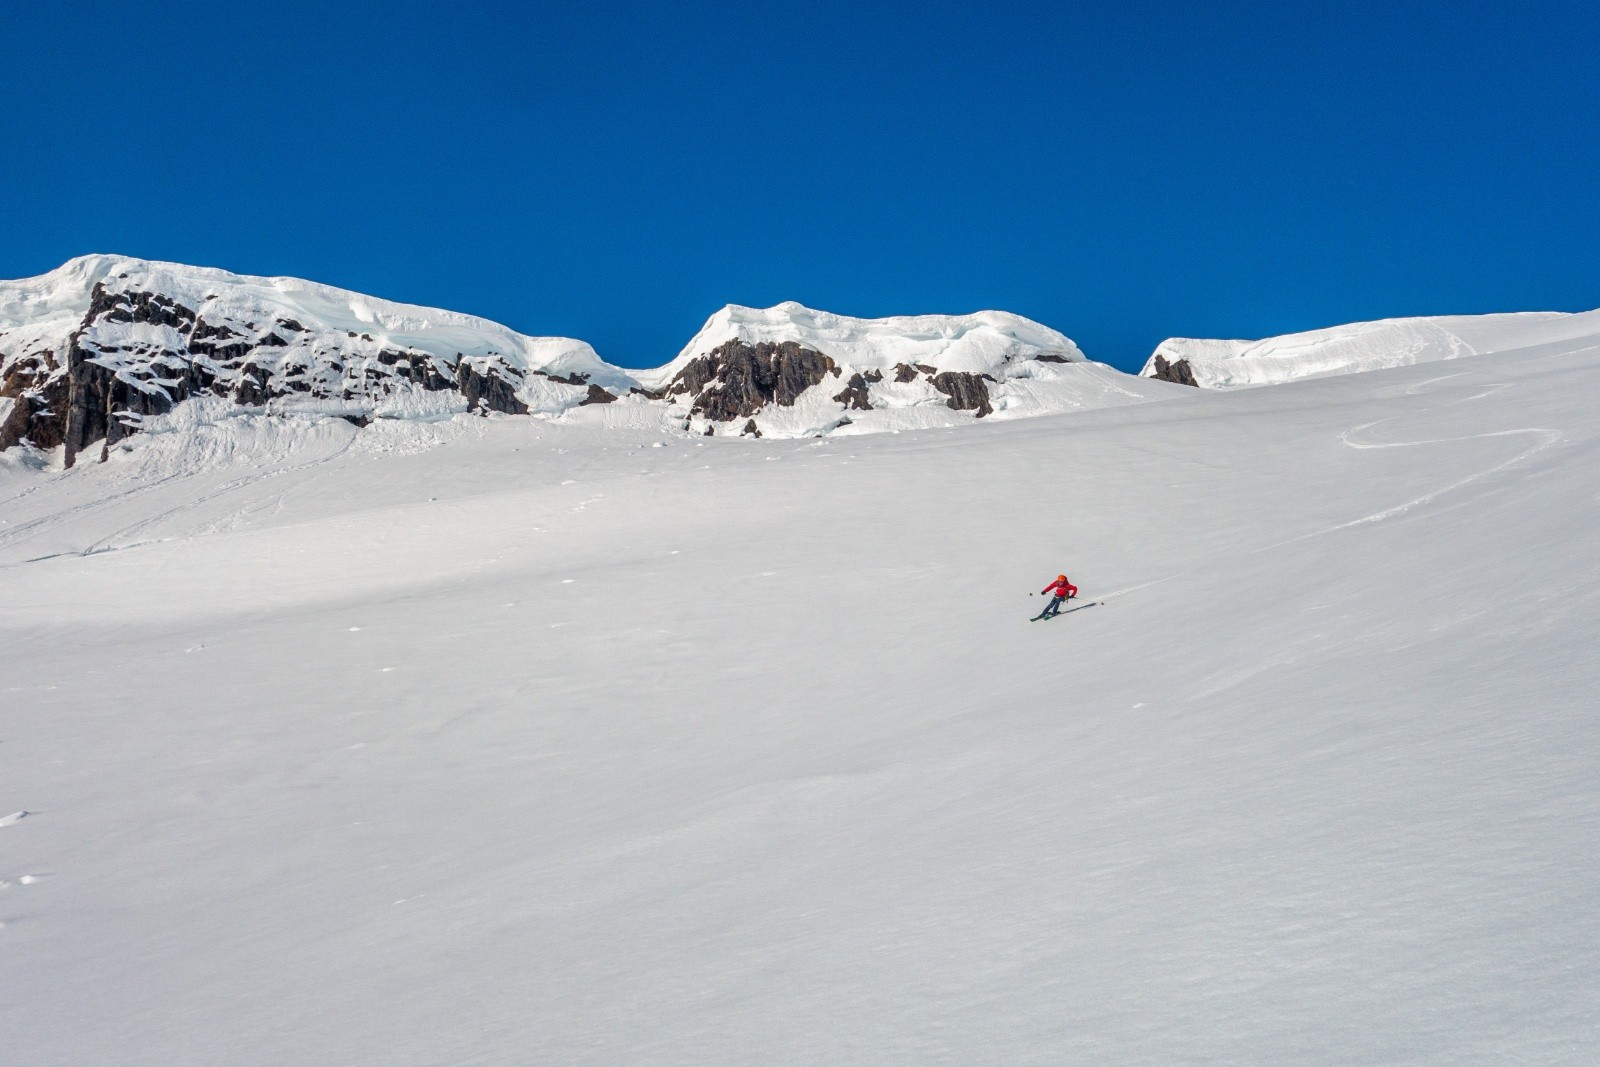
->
[0,350,67,451]
[65,346,197,464]
[930,371,995,417]
[1149,355,1199,387]
[0,276,609,462]
[0,254,666,461]
[88,284,196,331]
[455,360,528,415]
[58,287,255,463]
[832,371,876,411]
[537,370,591,387]
[666,339,837,422]
[0,395,30,452]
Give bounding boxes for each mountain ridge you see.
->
[0,256,1175,463]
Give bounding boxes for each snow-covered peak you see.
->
[640,301,1084,388]
[1143,309,1600,389]
[0,255,130,357]
[0,254,629,389]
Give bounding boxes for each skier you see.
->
[1032,574,1078,620]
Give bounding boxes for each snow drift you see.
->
[1143,308,1600,389]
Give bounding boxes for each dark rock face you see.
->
[1149,355,1199,387]
[60,291,234,464]
[64,346,205,464]
[233,363,272,406]
[893,363,920,383]
[930,371,995,417]
[0,393,33,452]
[741,419,761,437]
[387,351,453,392]
[832,372,874,411]
[1034,352,1073,364]
[667,339,836,422]
[88,284,196,331]
[455,361,529,415]
[579,384,617,405]
[1,350,67,451]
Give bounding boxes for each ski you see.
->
[1030,600,1100,620]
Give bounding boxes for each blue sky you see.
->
[3,1,1596,371]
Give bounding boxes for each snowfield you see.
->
[1145,307,1600,388]
[2,323,1599,1063]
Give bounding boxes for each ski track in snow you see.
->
[1302,373,1563,539]
[0,432,358,563]
[0,469,192,554]
[1328,425,1560,532]
[1097,364,1570,605]
[75,437,358,555]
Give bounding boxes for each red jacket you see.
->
[1043,577,1077,599]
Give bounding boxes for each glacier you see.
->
[3,309,1599,1062]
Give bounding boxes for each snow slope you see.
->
[2,327,1599,1063]
[1144,307,1600,388]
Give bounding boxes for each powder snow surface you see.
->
[1146,307,1600,388]
[2,334,1598,1063]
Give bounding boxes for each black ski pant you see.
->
[1043,595,1067,616]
